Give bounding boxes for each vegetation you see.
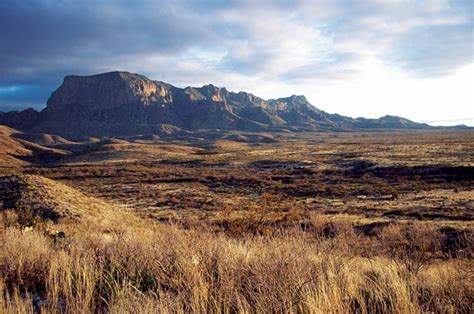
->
[1,209,472,313]
[0,131,473,312]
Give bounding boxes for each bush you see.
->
[378,224,445,273]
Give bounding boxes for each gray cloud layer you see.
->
[0,0,472,110]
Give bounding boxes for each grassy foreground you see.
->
[1,207,472,313]
[0,131,473,313]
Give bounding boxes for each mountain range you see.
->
[0,71,467,138]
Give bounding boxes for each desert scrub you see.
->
[378,223,445,273]
[0,228,52,294]
[1,217,473,313]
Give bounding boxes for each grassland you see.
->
[1,130,473,312]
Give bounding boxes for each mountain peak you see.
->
[380,115,408,121]
[48,71,168,112]
[197,84,229,102]
[289,94,307,100]
[63,71,141,81]
[273,94,309,105]
[0,71,445,137]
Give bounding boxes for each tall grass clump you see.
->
[0,212,472,313]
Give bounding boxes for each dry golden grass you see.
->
[25,131,473,226]
[0,217,472,313]
[1,131,473,312]
[0,176,472,313]
[0,175,142,235]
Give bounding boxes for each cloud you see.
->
[0,0,472,114]
[0,0,217,81]
[0,83,53,111]
[392,23,473,77]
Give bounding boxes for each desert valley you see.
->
[0,72,472,312]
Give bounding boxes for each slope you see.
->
[0,71,448,138]
[0,126,70,167]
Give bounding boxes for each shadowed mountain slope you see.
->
[0,71,450,138]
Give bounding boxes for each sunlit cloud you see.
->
[0,0,472,125]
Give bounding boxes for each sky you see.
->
[0,0,472,126]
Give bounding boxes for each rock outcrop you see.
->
[0,71,434,138]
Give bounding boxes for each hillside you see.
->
[0,71,440,138]
[0,132,472,313]
[0,126,70,167]
[0,174,141,232]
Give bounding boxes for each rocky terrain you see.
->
[0,71,448,138]
[0,72,472,313]
[0,130,472,312]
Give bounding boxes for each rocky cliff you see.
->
[1,71,435,138]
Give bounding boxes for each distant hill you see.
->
[0,71,467,138]
[0,174,140,230]
[0,126,70,166]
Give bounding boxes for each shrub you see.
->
[378,224,445,273]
